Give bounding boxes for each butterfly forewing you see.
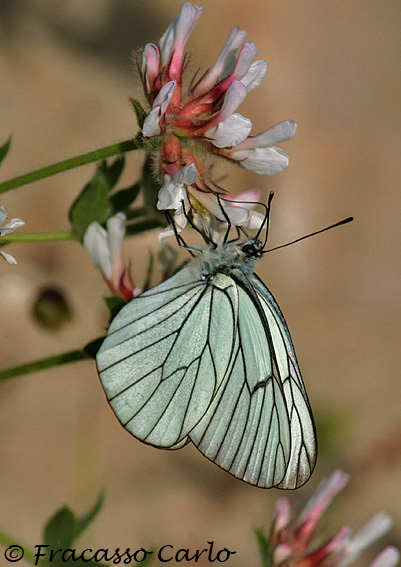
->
[97,266,236,449]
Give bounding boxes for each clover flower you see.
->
[83,213,139,301]
[0,206,25,265]
[135,2,296,234]
[157,185,264,242]
[267,470,399,567]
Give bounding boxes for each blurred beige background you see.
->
[0,0,400,563]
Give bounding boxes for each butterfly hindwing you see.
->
[190,274,293,488]
[250,274,317,488]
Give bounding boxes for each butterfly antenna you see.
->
[264,216,354,254]
[216,193,233,245]
[258,192,274,248]
[216,193,271,245]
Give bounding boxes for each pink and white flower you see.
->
[84,213,139,302]
[135,2,295,232]
[219,119,297,174]
[0,206,25,265]
[158,186,265,243]
[267,470,399,567]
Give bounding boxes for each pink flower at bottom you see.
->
[267,470,398,567]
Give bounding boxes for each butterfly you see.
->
[95,195,344,489]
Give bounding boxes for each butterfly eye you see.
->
[241,244,255,255]
[241,242,261,256]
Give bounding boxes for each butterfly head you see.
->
[240,238,264,259]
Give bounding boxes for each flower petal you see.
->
[271,499,292,542]
[215,79,248,123]
[142,81,177,137]
[142,107,162,137]
[218,204,250,225]
[142,43,160,88]
[157,206,188,243]
[160,3,203,75]
[231,146,289,174]
[107,212,126,288]
[182,162,198,185]
[340,513,394,567]
[242,209,265,229]
[83,222,112,279]
[298,470,349,528]
[273,544,292,566]
[173,3,203,52]
[107,212,126,257]
[0,250,18,264]
[239,120,298,149]
[193,26,248,95]
[0,218,25,236]
[158,225,176,243]
[157,163,197,211]
[154,80,177,114]
[369,547,400,567]
[225,188,261,207]
[207,113,252,148]
[232,41,258,81]
[241,59,268,93]
[0,206,7,225]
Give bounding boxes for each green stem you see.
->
[0,231,79,243]
[0,530,38,565]
[0,350,90,382]
[0,137,143,195]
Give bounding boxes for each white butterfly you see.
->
[96,199,318,489]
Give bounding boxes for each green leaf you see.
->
[125,216,165,236]
[41,498,105,567]
[43,506,76,550]
[130,98,147,129]
[104,296,126,319]
[99,155,125,189]
[83,337,104,359]
[0,136,12,166]
[254,528,272,567]
[69,156,127,238]
[125,206,146,221]
[69,171,110,238]
[109,182,141,213]
[75,493,104,541]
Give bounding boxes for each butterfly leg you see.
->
[165,210,197,257]
[180,200,217,247]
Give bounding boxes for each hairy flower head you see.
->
[134,3,296,236]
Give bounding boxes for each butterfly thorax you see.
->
[193,238,264,280]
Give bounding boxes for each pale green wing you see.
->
[189,279,294,488]
[250,274,317,489]
[96,266,236,448]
